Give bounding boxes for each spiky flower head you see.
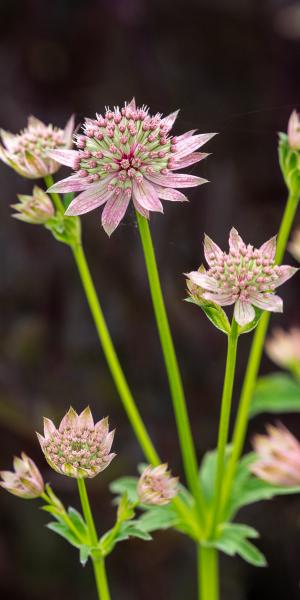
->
[37,406,115,479]
[251,423,300,486]
[47,98,215,236]
[0,453,44,499]
[0,115,74,179]
[288,228,300,262]
[186,228,297,327]
[287,110,300,150]
[137,464,179,506]
[11,186,55,224]
[266,327,300,373]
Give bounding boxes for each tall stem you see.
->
[77,479,110,600]
[222,190,299,505]
[136,212,206,524]
[44,175,64,212]
[210,319,239,536]
[198,545,219,600]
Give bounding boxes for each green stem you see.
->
[222,190,300,506]
[198,545,219,600]
[136,212,206,524]
[209,318,239,536]
[77,479,110,600]
[44,175,64,212]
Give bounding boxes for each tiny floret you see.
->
[287,110,300,150]
[186,228,297,327]
[266,327,300,372]
[11,186,55,224]
[0,115,74,179]
[251,423,300,486]
[0,453,44,499]
[37,406,115,479]
[137,464,179,506]
[288,228,300,262]
[47,98,216,236]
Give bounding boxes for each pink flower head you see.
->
[186,228,298,327]
[251,423,300,486]
[266,327,300,370]
[47,98,215,236]
[288,228,300,262]
[11,186,55,224]
[137,463,179,506]
[0,453,44,499]
[0,115,74,179]
[287,110,300,150]
[37,406,115,479]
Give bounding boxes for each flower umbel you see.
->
[11,186,55,224]
[287,110,300,150]
[47,98,215,235]
[0,453,44,499]
[137,464,179,506]
[288,228,300,262]
[186,228,297,327]
[37,406,115,478]
[0,115,74,178]
[266,327,300,372]
[251,423,300,486]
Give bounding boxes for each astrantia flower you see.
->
[47,98,215,235]
[288,228,300,262]
[37,406,115,479]
[266,327,300,371]
[287,110,300,150]
[186,228,297,327]
[137,464,179,506]
[0,115,74,178]
[0,453,44,499]
[251,423,300,486]
[11,186,54,224]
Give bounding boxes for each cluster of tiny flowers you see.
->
[11,186,54,224]
[0,453,44,499]
[186,228,297,326]
[137,464,179,506]
[37,406,115,478]
[48,98,215,235]
[251,423,300,486]
[288,228,300,262]
[266,327,300,371]
[0,115,74,178]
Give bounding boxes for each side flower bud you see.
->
[288,228,300,262]
[251,423,300,486]
[288,110,300,150]
[0,453,44,499]
[12,186,55,224]
[137,464,179,506]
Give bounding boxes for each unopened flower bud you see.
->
[12,186,55,224]
[0,453,44,499]
[251,423,300,486]
[137,464,178,506]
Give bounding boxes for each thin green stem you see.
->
[198,545,219,600]
[77,479,110,600]
[44,175,64,212]
[222,190,300,506]
[136,212,206,525]
[209,319,239,536]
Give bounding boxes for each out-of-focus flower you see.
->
[0,453,44,498]
[0,115,74,178]
[137,464,178,505]
[288,228,300,262]
[287,110,300,150]
[186,228,297,327]
[37,406,115,478]
[251,423,300,486]
[266,327,300,372]
[47,98,215,236]
[11,186,55,224]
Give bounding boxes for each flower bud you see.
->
[12,186,55,224]
[251,423,300,486]
[288,228,300,262]
[137,464,178,506]
[0,453,44,499]
[266,327,300,372]
[288,110,300,150]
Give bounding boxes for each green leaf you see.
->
[117,493,135,523]
[238,308,263,335]
[67,507,89,540]
[186,296,231,335]
[213,522,267,567]
[46,521,82,548]
[199,446,232,504]
[250,373,300,417]
[137,505,179,533]
[109,476,139,504]
[118,521,152,542]
[45,214,81,246]
[79,545,91,567]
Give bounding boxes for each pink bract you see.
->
[137,463,179,506]
[251,423,300,486]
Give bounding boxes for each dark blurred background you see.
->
[1,0,300,598]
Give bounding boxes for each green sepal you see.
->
[238,308,263,335]
[185,296,231,335]
[278,134,300,193]
[250,372,300,417]
[45,213,81,246]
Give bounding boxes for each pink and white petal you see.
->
[132,194,149,218]
[65,183,114,216]
[95,416,109,434]
[101,190,131,236]
[170,152,209,170]
[63,114,75,147]
[47,149,78,168]
[202,291,235,306]
[28,115,46,128]
[0,129,16,151]
[174,133,217,158]
[43,417,57,439]
[152,185,188,202]
[249,292,283,313]
[146,172,207,188]
[47,174,90,193]
[275,265,298,287]
[259,235,277,260]
[175,129,198,142]
[234,300,255,326]
[24,151,47,177]
[59,406,78,432]
[187,271,220,292]
[229,228,246,253]
[160,109,180,129]
[132,178,163,211]
[102,429,115,453]
[204,234,223,266]
[36,432,47,452]
[78,406,94,429]
[0,144,12,166]
[127,98,136,111]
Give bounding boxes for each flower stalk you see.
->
[198,546,219,600]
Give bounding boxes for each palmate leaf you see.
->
[46,521,82,549]
[109,476,139,504]
[212,522,267,567]
[250,372,300,417]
